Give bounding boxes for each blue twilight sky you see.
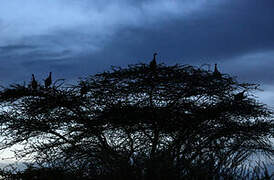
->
[0,0,274,105]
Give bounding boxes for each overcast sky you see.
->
[0,0,274,106]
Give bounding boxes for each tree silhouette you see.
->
[0,62,273,179]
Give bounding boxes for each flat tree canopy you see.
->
[0,63,273,179]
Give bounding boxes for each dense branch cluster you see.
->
[0,63,273,179]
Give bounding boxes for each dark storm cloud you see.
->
[89,0,274,63]
[0,45,36,51]
[0,45,37,57]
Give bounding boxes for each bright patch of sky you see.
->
[0,0,222,56]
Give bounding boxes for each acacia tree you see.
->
[0,62,273,179]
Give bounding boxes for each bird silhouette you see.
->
[31,74,38,90]
[234,91,246,101]
[45,72,52,88]
[213,63,221,77]
[149,53,157,70]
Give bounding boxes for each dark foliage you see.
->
[0,62,273,179]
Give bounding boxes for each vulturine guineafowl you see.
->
[31,74,38,90]
[45,72,52,88]
[213,64,221,76]
[149,53,157,70]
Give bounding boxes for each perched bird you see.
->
[44,72,52,88]
[31,74,38,90]
[213,63,221,77]
[234,91,246,101]
[149,53,157,70]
